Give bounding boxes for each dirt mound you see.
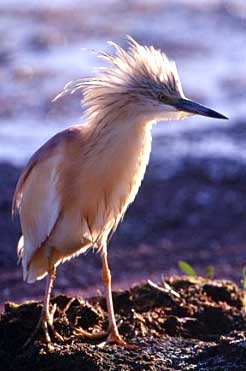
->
[1,276,246,370]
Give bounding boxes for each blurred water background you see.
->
[0,0,245,165]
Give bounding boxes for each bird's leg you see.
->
[73,250,129,345]
[100,250,122,342]
[73,250,137,347]
[39,263,63,344]
[23,261,63,348]
[100,250,137,348]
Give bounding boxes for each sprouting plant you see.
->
[241,266,246,290]
[178,261,196,277]
[205,265,214,279]
[178,261,215,279]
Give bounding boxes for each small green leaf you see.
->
[205,265,214,279]
[241,266,246,290]
[178,261,196,277]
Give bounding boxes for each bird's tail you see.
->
[17,235,24,265]
[19,237,49,283]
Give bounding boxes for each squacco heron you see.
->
[13,37,227,348]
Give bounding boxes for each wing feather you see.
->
[12,134,63,279]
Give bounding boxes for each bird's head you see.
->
[55,36,227,124]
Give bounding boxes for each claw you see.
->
[105,330,139,349]
[72,325,138,349]
[72,326,108,339]
[22,304,63,349]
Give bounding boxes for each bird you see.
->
[12,36,227,348]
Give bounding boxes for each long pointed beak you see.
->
[175,98,228,119]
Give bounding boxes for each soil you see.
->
[1,276,246,371]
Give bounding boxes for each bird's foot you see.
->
[72,326,108,339]
[23,304,63,349]
[73,326,138,349]
[104,328,138,349]
[42,304,64,345]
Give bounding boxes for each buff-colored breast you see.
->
[19,120,152,282]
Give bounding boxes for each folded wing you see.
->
[12,135,62,281]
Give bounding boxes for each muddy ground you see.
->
[1,276,246,370]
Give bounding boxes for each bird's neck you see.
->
[83,112,153,204]
[87,111,153,161]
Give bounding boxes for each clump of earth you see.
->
[1,276,246,371]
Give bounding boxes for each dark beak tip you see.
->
[216,113,229,120]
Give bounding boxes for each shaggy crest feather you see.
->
[54,36,184,121]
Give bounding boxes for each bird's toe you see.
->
[72,326,108,339]
[105,330,139,349]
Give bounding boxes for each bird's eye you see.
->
[158,94,167,102]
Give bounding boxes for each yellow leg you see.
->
[101,250,137,348]
[101,251,122,341]
[40,264,63,344]
[23,263,63,348]
[73,249,137,348]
